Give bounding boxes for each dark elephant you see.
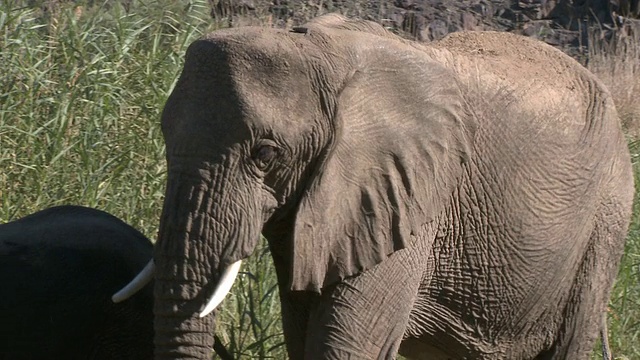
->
[116,14,634,360]
[0,205,154,360]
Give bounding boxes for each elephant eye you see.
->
[252,144,278,168]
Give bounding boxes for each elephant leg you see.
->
[542,217,627,360]
[268,238,316,359]
[304,247,426,360]
[279,289,316,359]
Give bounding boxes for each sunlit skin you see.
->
[120,14,634,360]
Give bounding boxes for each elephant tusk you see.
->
[111,260,155,303]
[199,260,242,318]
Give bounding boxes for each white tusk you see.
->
[112,260,155,303]
[199,260,242,318]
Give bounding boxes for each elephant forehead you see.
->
[192,28,311,87]
[176,30,322,135]
[161,72,249,154]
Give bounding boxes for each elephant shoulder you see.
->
[431,31,592,90]
[430,31,619,143]
[433,31,571,65]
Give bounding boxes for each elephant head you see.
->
[114,14,474,359]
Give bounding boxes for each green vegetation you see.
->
[0,1,285,357]
[0,1,637,358]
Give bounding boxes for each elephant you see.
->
[115,14,635,359]
[0,205,154,359]
[0,205,234,360]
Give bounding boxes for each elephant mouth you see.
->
[111,259,243,317]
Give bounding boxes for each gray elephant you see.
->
[116,14,634,359]
[0,205,154,359]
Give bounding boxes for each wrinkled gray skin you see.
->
[0,206,154,360]
[152,14,634,359]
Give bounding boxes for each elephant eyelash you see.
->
[251,142,280,170]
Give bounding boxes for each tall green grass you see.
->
[0,1,285,357]
[0,1,638,359]
[0,0,201,223]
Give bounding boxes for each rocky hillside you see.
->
[210,0,640,60]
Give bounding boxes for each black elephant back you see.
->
[0,205,154,360]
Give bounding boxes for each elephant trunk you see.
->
[152,167,260,359]
[153,277,217,359]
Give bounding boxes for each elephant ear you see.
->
[289,31,475,293]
